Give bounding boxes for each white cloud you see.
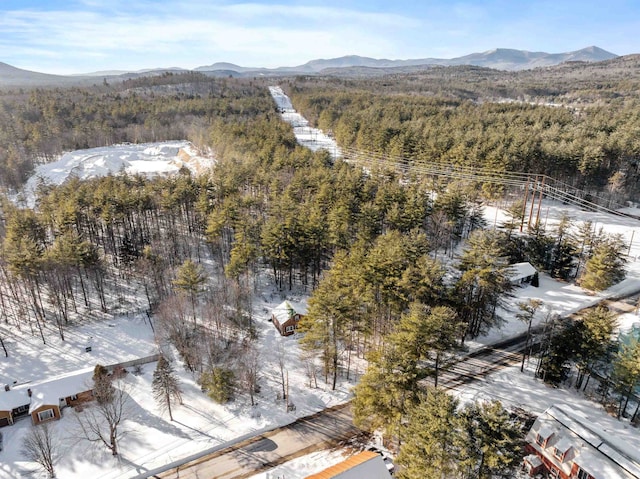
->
[0,2,421,73]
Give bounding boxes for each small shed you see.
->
[510,262,537,285]
[271,300,307,336]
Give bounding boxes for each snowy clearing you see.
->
[269,86,341,158]
[19,141,214,207]
[0,276,354,479]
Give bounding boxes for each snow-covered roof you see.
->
[553,436,574,454]
[0,388,30,412]
[272,300,307,324]
[537,425,555,440]
[28,367,94,412]
[527,405,640,479]
[1,367,94,413]
[509,261,536,281]
[524,454,543,468]
[305,451,391,479]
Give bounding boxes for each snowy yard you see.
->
[2,198,638,479]
[0,276,354,479]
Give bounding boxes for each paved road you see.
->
[154,403,359,479]
[151,289,640,479]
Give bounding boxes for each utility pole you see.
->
[527,175,538,230]
[535,175,546,226]
[521,176,530,232]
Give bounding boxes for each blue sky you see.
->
[0,0,638,74]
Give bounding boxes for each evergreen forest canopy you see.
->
[285,55,640,198]
[0,62,637,478]
[0,67,631,358]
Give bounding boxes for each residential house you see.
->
[29,367,94,425]
[525,405,640,479]
[0,388,30,427]
[305,451,392,479]
[0,367,95,427]
[510,261,537,286]
[271,300,307,336]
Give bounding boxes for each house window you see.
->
[554,447,564,461]
[37,409,55,422]
[576,467,591,479]
[535,433,545,446]
[285,325,295,333]
[70,394,78,401]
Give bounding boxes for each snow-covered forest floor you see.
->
[3,93,640,478]
[0,272,355,479]
[3,190,639,479]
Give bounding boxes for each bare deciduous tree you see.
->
[76,377,130,456]
[23,423,60,478]
[239,343,260,406]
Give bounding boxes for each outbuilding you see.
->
[509,261,537,286]
[271,300,307,336]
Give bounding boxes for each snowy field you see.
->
[2,92,640,478]
[20,141,214,206]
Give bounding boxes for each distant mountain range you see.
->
[194,46,617,75]
[0,46,619,87]
[0,62,76,87]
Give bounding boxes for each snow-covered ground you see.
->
[269,86,341,159]
[0,278,353,479]
[3,91,640,478]
[469,203,640,350]
[20,141,214,206]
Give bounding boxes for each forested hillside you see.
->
[286,56,640,198]
[0,68,634,477]
[0,73,265,189]
[0,67,629,362]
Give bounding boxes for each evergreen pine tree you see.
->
[152,356,183,421]
[200,367,235,404]
[396,388,460,479]
[173,259,207,326]
[458,400,522,479]
[580,234,626,291]
[455,230,514,340]
[574,306,618,389]
[611,336,640,419]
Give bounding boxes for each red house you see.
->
[271,300,307,336]
[525,405,640,479]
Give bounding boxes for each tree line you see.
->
[285,73,640,199]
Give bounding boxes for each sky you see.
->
[0,0,638,75]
